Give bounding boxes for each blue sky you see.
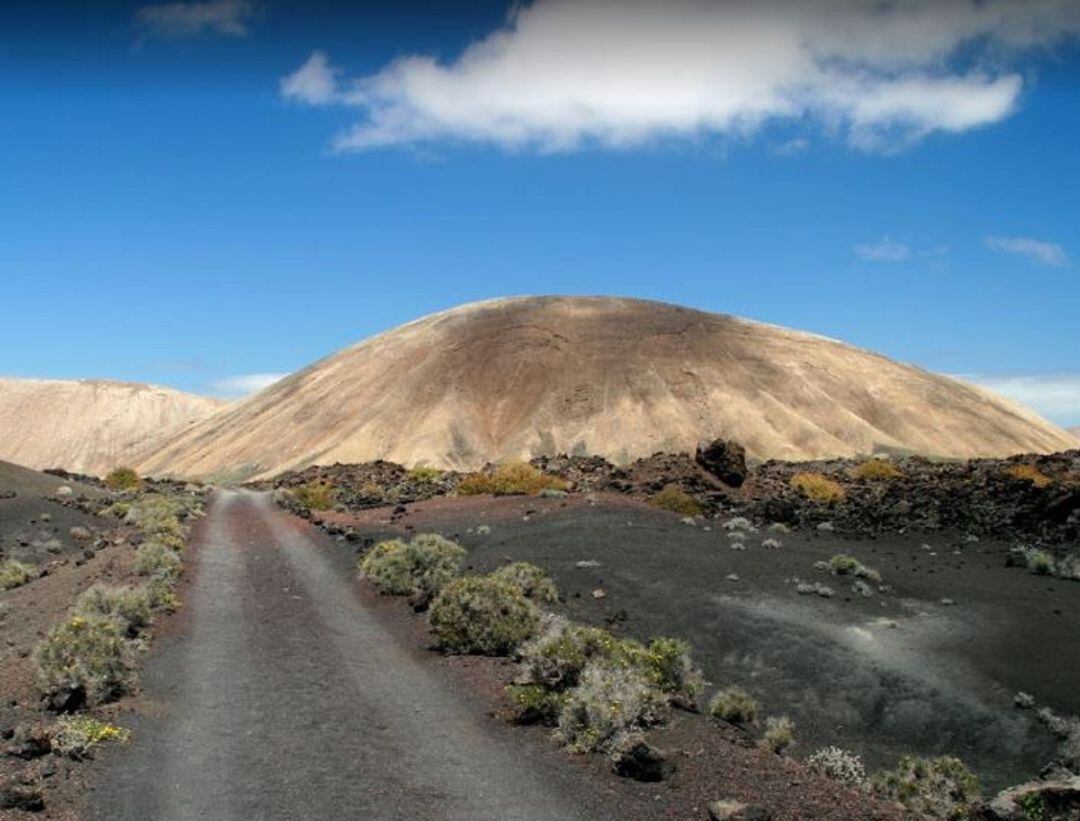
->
[2,1,1079,425]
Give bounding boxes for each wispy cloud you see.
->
[210,372,286,396]
[135,0,257,39]
[960,373,1080,425]
[854,237,910,262]
[281,0,1080,153]
[985,235,1068,267]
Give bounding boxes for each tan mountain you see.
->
[0,378,227,476]
[134,296,1075,480]
[1070,427,1080,442]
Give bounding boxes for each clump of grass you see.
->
[104,466,140,491]
[428,574,540,655]
[759,715,795,755]
[850,459,903,481]
[134,540,182,581]
[505,683,570,726]
[808,746,866,785]
[556,659,667,753]
[291,480,337,511]
[456,462,569,497]
[650,485,702,516]
[829,554,882,584]
[124,494,187,539]
[871,755,981,820]
[790,472,846,503]
[101,501,130,519]
[1026,549,1056,576]
[76,585,153,638]
[491,562,559,603]
[709,686,758,726]
[35,615,139,708]
[0,559,35,590]
[1005,464,1053,489]
[359,533,466,598]
[407,466,443,483]
[51,715,131,759]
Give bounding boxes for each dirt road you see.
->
[86,491,605,821]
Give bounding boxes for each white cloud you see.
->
[985,235,1068,267]
[854,237,910,262]
[135,0,256,39]
[961,374,1080,425]
[210,372,286,396]
[281,0,1080,153]
[281,51,341,105]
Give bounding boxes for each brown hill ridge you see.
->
[134,296,1075,480]
[0,378,227,476]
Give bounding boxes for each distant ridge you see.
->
[134,296,1077,479]
[0,378,227,476]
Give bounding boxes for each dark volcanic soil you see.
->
[321,492,1080,793]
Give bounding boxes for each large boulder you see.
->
[695,440,748,488]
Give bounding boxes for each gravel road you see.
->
[86,490,603,821]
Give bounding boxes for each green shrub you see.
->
[51,715,130,759]
[35,615,139,707]
[0,559,35,590]
[759,715,796,755]
[871,755,981,820]
[456,462,569,496]
[505,683,569,725]
[429,574,540,655]
[359,534,466,597]
[850,459,903,480]
[104,466,140,491]
[407,466,443,483]
[516,617,703,711]
[292,481,337,511]
[650,485,702,516]
[791,472,846,503]
[492,562,559,603]
[124,494,187,538]
[709,686,759,725]
[556,659,667,753]
[76,585,153,637]
[829,554,882,584]
[134,540,182,580]
[101,501,130,519]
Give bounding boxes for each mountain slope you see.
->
[1070,426,1080,442]
[136,297,1076,479]
[0,378,227,475]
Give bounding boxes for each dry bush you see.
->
[429,574,540,655]
[808,746,866,785]
[104,466,140,491]
[76,585,153,637]
[35,615,140,708]
[407,466,443,483]
[292,480,337,511]
[790,472,846,503]
[0,559,35,590]
[492,562,559,603]
[359,534,466,597]
[759,715,796,755]
[850,459,903,480]
[51,716,130,759]
[709,686,759,726]
[650,485,702,516]
[1005,464,1053,489]
[871,755,981,820]
[556,659,667,753]
[456,462,569,497]
[134,540,182,580]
